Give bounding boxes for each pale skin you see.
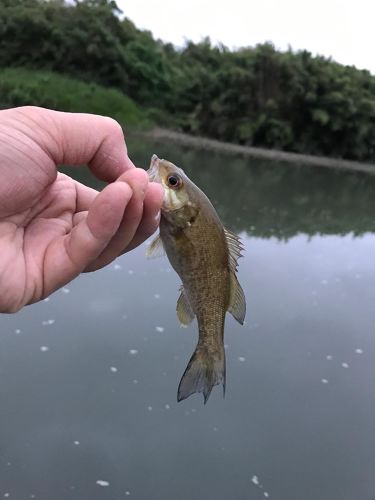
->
[0,106,163,313]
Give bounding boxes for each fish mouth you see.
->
[147,154,160,182]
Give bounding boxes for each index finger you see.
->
[12,106,135,182]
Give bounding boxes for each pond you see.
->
[1,139,375,500]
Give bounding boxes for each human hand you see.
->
[0,106,163,313]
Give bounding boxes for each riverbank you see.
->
[139,128,375,174]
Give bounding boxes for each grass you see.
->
[0,67,149,128]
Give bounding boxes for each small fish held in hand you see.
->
[147,155,246,403]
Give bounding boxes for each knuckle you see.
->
[103,117,124,138]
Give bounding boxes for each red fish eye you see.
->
[167,175,181,188]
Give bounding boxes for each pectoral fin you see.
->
[176,286,195,326]
[228,272,246,325]
[146,234,165,258]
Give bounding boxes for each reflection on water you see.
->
[130,139,375,238]
[1,140,375,500]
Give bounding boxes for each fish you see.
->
[147,154,246,403]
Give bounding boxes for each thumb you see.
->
[43,181,133,295]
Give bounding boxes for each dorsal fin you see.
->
[224,227,244,273]
[228,272,246,325]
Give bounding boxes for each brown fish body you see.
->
[148,155,246,403]
[160,192,230,320]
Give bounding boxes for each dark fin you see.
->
[177,342,226,404]
[228,272,246,325]
[176,286,195,326]
[146,234,165,258]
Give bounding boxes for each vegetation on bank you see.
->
[0,68,147,126]
[1,0,375,162]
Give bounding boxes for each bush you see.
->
[0,67,148,127]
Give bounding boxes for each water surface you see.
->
[1,141,375,500]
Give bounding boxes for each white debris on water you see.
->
[125,492,130,496]
[127,270,134,275]
[4,493,10,498]
[40,346,49,352]
[44,297,50,302]
[110,366,118,373]
[129,349,138,355]
[96,480,110,487]
[154,294,161,299]
[321,279,328,285]
[62,287,70,294]
[155,326,164,333]
[341,362,349,368]
[14,329,21,335]
[73,441,80,446]
[133,379,138,384]
[147,406,153,411]
[326,355,333,360]
[251,474,270,496]
[113,263,122,270]
[238,356,246,362]
[42,319,55,326]
[321,378,329,384]
[165,404,170,410]
[355,348,364,354]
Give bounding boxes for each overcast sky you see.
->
[117,0,375,74]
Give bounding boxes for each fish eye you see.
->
[167,174,182,189]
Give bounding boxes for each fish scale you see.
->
[147,154,246,403]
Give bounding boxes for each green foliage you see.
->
[1,0,375,161]
[0,67,147,126]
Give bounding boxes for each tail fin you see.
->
[177,342,226,404]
